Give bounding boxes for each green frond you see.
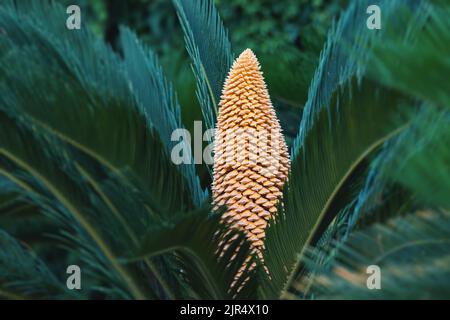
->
[291,0,426,155]
[173,0,234,131]
[0,113,151,299]
[0,0,209,299]
[321,0,450,241]
[134,206,258,299]
[299,184,416,296]
[0,229,72,299]
[259,0,428,299]
[304,95,450,288]
[261,47,319,110]
[366,1,450,109]
[0,0,200,213]
[377,107,450,208]
[119,26,207,207]
[0,178,17,213]
[299,210,450,299]
[297,108,449,297]
[261,80,410,299]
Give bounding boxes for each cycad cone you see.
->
[212,49,290,259]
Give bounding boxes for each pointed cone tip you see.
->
[241,48,254,55]
[239,48,257,60]
[232,48,259,70]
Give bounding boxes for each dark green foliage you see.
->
[285,0,450,299]
[134,206,257,299]
[300,210,450,299]
[217,0,341,54]
[173,0,234,131]
[263,79,409,298]
[0,0,448,300]
[0,230,72,299]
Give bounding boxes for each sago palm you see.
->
[0,0,449,300]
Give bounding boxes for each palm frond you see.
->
[296,183,416,298]
[259,0,427,298]
[293,100,449,300]
[134,206,258,299]
[0,113,152,299]
[0,0,207,299]
[262,47,319,110]
[291,0,426,154]
[298,210,450,299]
[0,0,199,213]
[375,107,450,209]
[173,0,234,131]
[0,177,17,213]
[341,0,450,233]
[119,26,206,207]
[261,80,410,298]
[0,229,72,299]
[366,1,450,109]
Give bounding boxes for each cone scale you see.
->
[212,49,290,257]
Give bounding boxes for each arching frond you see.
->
[298,210,450,299]
[133,206,258,299]
[258,0,428,298]
[173,0,234,131]
[0,229,73,299]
